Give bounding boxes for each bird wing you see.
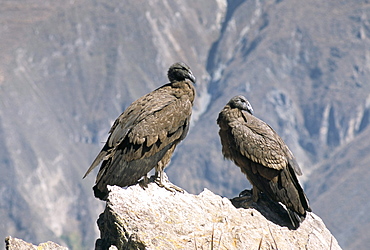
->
[83,86,192,178]
[218,105,309,224]
[229,110,289,171]
[121,90,193,162]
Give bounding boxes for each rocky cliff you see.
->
[5,236,67,250]
[95,184,340,250]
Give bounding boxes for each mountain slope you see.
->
[306,125,370,250]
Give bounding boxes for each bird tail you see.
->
[287,209,305,229]
[82,149,108,179]
[274,164,311,229]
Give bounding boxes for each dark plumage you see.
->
[83,62,196,200]
[217,95,310,228]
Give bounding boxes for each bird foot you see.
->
[230,196,256,210]
[239,189,253,198]
[149,171,184,193]
[231,191,257,209]
[239,188,260,202]
[154,178,184,193]
[232,189,259,205]
[232,194,254,203]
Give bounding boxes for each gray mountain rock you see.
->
[96,184,340,250]
[5,236,68,250]
[306,125,370,250]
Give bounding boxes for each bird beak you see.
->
[248,104,254,115]
[188,71,196,84]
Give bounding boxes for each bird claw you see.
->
[151,171,184,193]
[233,195,253,202]
[154,178,184,193]
[231,191,257,209]
[233,188,260,204]
[238,188,260,202]
[239,189,253,197]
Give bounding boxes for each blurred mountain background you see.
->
[1,0,369,249]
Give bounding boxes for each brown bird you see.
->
[83,62,196,200]
[217,95,310,228]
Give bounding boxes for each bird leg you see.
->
[154,169,184,193]
[152,149,184,193]
[252,186,261,202]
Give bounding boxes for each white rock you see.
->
[96,183,341,250]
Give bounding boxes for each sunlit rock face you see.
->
[95,184,341,250]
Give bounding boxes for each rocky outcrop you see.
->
[96,184,341,250]
[5,236,68,250]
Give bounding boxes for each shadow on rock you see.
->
[230,189,296,230]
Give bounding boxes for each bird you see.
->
[83,62,196,200]
[217,95,310,228]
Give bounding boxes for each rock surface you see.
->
[5,236,68,250]
[96,184,341,250]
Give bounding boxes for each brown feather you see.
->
[217,95,310,228]
[84,62,195,200]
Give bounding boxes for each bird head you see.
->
[228,95,254,115]
[167,62,196,84]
